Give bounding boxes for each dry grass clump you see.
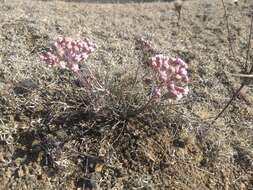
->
[0,0,253,189]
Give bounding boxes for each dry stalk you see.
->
[212,12,253,123]
[221,0,236,61]
[230,73,253,78]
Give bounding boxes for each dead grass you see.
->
[0,0,253,189]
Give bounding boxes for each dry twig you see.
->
[221,0,236,61]
[213,13,253,123]
[230,73,253,78]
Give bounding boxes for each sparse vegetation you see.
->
[0,0,253,189]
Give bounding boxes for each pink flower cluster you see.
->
[40,37,97,72]
[145,54,189,100]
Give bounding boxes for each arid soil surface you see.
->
[0,0,253,189]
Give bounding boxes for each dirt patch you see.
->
[0,0,253,189]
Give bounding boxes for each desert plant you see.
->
[40,37,190,120]
[40,37,99,90]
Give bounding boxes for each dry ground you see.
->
[0,0,253,189]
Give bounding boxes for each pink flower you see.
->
[57,37,63,42]
[176,58,188,68]
[150,60,157,68]
[183,86,189,95]
[59,61,67,69]
[168,66,176,74]
[159,70,167,82]
[174,86,186,94]
[175,74,182,80]
[168,83,175,91]
[144,55,189,100]
[40,37,97,73]
[81,53,88,60]
[71,64,79,73]
[154,88,161,98]
[57,48,64,57]
[179,67,187,76]
[162,61,169,70]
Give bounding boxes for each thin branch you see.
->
[221,0,236,61]
[230,73,253,78]
[125,93,154,119]
[245,12,253,72]
[212,15,253,123]
[212,84,244,123]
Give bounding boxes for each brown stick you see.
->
[230,73,253,78]
[221,0,236,61]
[212,14,253,123]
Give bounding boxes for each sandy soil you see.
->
[0,0,253,189]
